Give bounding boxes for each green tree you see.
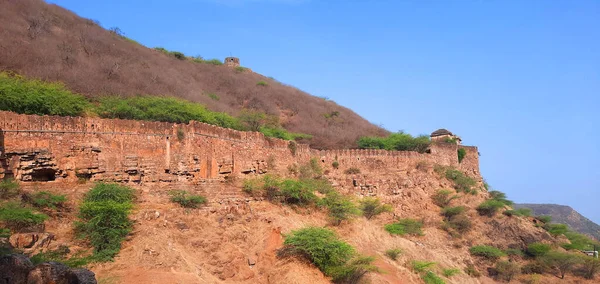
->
[321,192,359,225]
[359,197,392,220]
[542,251,581,279]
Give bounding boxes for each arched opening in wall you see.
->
[30,168,56,181]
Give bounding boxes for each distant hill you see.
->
[514,203,600,241]
[0,0,388,149]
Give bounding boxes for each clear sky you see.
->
[49,0,599,223]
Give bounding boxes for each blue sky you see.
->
[49,0,599,223]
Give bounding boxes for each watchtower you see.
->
[430,129,462,145]
[224,57,240,67]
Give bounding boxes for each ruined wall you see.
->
[0,111,479,187]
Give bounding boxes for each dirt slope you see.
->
[0,0,387,149]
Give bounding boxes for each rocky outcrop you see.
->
[0,254,96,284]
[9,233,54,254]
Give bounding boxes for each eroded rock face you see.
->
[9,233,54,254]
[0,254,34,284]
[27,261,74,284]
[71,269,97,284]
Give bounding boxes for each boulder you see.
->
[71,268,98,284]
[27,261,75,284]
[9,232,54,253]
[0,254,34,284]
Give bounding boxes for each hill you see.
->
[515,203,600,241]
[0,0,387,149]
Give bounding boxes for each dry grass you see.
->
[0,0,388,149]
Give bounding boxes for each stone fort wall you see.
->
[0,111,479,184]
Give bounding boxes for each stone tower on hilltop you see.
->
[430,129,462,145]
[224,57,240,67]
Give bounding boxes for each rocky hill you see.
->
[0,0,387,149]
[515,203,600,241]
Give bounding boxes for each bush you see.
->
[488,190,514,206]
[536,215,552,223]
[279,227,376,283]
[279,179,318,205]
[422,271,445,284]
[344,167,361,175]
[0,72,91,116]
[561,231,599,251]
[358,132,431,153]
[431,190,456,207]
[411,260,436,273]
[581,257,600,280]
[298,158,323,179]
[95,95,242,129]
[442,268,460,277]
[256,81,268,86]
[75,183,134,261]
[495,261,520,282]
[385,219,424,236]
[441,206,465,218]
[204,59,223,65]
[457,148,467,163]
[444,168,477,193]
[541,251,582,279]
[503,208,532,217]
[464,264,481,277]
[469,245,505,260]
[320,192,359,225]
[0,179,20,199]
[441,214,472,235]
[505,248,525,257]
[169,51,186,60]
[169,190,207,208]
[235,66,248,72]
[332,161,339,169]
[544,223,569,236]
[242,179,261,194]
[30,246,91,268]
[260,126,310,141]
[0,228,9,238]
[0,202,48,230]
[526,243,551,257]
[476,200,506,216]
[521,261,546,274]
[385,248,402,260]
[28,191,67,210]
[359,197,392,220]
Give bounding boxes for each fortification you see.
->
[224,57,240,67]
[0,111,479,187]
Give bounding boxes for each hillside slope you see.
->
[0,0,387,149]
[515,203,600,241]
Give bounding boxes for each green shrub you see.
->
[30,246,91,268]
[544,223,569,236]
[495,260,520,282]
[332,161,339,169]
[358,132,431,153]
[279,227,376,283]
[581,257,600,280]
[488,190,514,206]
[0,179,20,199]
[298,158,323,179]
[561,231,600,251]
[95,95,242,129]
[0,202,48,230]
[385,248,402,260]
[206,93,219,101]
[526,242,551,257]
[28,191,67,210]
[464,264,481,277]
[431,190,456,207]
[242,179,261,194]
[344,167,361,175]
[442,268,460,277]
[260,126,310,141]
[505,248,525,257]
[536,215,552,223]
[385,219,424,236]
[476,200,506,216]
[441,214,472,235]
[469,245,505,260]
[320,192,359,225]
[75,183,134,261]
[256,81,268,86]
[441,206,465,218]
[521,261,546,274]
[0,228,9,238]
[503,208,532,217]
[235,66,248,72]
[279,179,318,205]
[359,197,392,220]
[154,47,169,55]
[169,190,207,208]
[411,260,436,273]
[422,271,445,284]
[444,168,477,193]
[0,72,91,116]
[168,51,186,60]
[204,59,223,65]
[541,251,581,279]
[457,148,467,163]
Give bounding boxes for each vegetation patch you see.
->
[476,200,506,216]
[495,260,520,282]
[0,202,48,231]
[411,260,436,273]
[169,190,207,208]
[256,81,268,86]
[541,251,581,279]
[75,183,134,261]
[27,191,67,210]
[444,168,477,193]
[526,242,551,258]
[279,227,377,283]
[385,248,402,260]
[469,245,505,260]
[431,189,456,207]
[442,268,460,277]
[357,132,430,153]
[359,197,392,220]
[457,148,467,163]
[0,179,20,199]
[385,218,424,236]
[422,271,445,284]
[503,208,532,217]
[30,246,91,268]
[320,191,360,225]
